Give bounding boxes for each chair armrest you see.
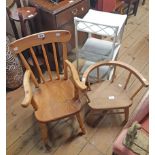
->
[82,60,149,87]
[21,70,33,107]
[65,60,87,91]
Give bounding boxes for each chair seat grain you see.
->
[34,79,81,122]
[87,81,132,110]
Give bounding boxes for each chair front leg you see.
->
[39,122,50,150]
[76,113,86,134]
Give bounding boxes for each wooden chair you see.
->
[95,0,125,13]
[10,30,87,149]
[82,61,148,123]
[6,0,38,39]
[122,0,140,16]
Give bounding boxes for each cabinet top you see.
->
[29,0,84,14]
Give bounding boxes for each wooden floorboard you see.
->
[6,1,149,155]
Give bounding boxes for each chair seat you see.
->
[87,81,132,110]
[33,79,81,122]
[9,7,37,21]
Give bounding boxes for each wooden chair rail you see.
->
[10,30,71,53]
[82,60,149,87]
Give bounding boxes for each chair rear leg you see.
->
[39,122,51,150]
[76,113,86,134]
[124,107,129,123]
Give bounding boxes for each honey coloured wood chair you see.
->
[10,30,87,149]
[82,61,148,123]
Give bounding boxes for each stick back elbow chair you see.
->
[10,30,87,149]
[82,61,148,123]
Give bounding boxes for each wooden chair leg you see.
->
[124,108,129,122]
[76,113,86,134]
[142,0,145,5]
[39,122,50,150]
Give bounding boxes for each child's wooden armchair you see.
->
[10,30,87,149]
[82,60,148,123]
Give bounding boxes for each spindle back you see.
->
[10,30,71,87]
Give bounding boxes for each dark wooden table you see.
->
[28,0,90,51]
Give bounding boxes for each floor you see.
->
[6,1,149,155]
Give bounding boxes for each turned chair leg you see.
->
[142,0,145,5]
[39,122,51,150]
[76,113,86,134]
[124,108,129,123]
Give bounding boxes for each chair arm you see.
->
[65,60,87,91]
[82,60,149,87]
[21,70,33,107]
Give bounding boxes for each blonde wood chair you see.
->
[10,30,87,149]
[82,61,148,123]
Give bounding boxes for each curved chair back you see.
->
[10,30,71,87]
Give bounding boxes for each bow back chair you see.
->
[10,30,87,148]
[6,0,38,39]
[82,61,148,123]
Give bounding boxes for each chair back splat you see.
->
[10,30,71,87]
